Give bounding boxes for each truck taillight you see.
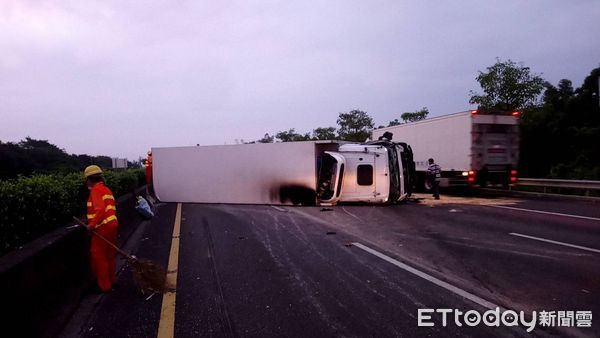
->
[511,111,521,117]
[510,169,517,175]
[468,170,476,183]
[470,110,479,115]
[510,176,517,182]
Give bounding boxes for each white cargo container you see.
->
[372,110,519,188]
[152,140,414,205]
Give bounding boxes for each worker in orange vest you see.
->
[145,151,153,195]
[84,165,119,293]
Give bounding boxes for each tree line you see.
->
[243,107,430,144]
[0,137,141,180]
[248,60,599,180]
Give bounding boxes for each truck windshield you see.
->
[317,153,337,201]
[386,147,401,202]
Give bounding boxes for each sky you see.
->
[1,1,599,160]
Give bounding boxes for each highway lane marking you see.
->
[488,205,600,221]
[351,242,502,311]
[342,206,362,221]
[157,203,182,338]
[270,205,287,212]
[509,232,600,254]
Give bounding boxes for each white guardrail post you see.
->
[516,178,600,196]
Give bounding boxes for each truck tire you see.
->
[415,172,429,192]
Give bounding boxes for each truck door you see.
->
[340,153,377,200]
[484,135,509,165]
[318,152,346,205]
[396,143,415,197]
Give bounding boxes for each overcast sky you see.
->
[1,1,598,160]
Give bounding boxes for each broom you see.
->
[72,217,172,294]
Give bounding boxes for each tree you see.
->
[400,107,429,123]
[519,65,600,179]
[387,119,401,127]
[312,127,337,140]
[336,110,374,142]
[0,137,124,179]
[256,133,274,143]
[543,79,574,109]
[275,129,311,142]
[469,58,546,112]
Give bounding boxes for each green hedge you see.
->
[0,169,145,255]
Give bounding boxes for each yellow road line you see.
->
[157,203,182,338]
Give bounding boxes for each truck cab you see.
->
[317,141,415,205]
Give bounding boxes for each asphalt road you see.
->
[64,192,600,337]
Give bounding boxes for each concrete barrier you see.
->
[0,189,147,338]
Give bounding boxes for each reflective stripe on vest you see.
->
[102,215,118,225]
[87,184,118,227]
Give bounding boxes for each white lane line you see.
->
[488,205,600,222]
[270,205,287,212]
[342,206,361,221]
[509,232,600,254]
[351,242,501,310]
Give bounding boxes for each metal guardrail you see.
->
[515,178,600,195]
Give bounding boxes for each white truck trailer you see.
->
[372,110,519,188]
[151,140,415,205]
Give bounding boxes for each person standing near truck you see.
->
[84,165,119,293]
[427,158,441,200]
[145,151,153,195]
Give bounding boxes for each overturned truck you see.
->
[152,139,415,205]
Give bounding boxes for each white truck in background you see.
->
[151,140,415,205]
[372,110,519,188]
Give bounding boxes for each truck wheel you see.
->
[423,180,432,192]
[415,173,429,192]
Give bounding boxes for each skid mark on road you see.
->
[267,209,431,323]
[249,212,347,333]
[203,218,237,337]
[246,208,412,334]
